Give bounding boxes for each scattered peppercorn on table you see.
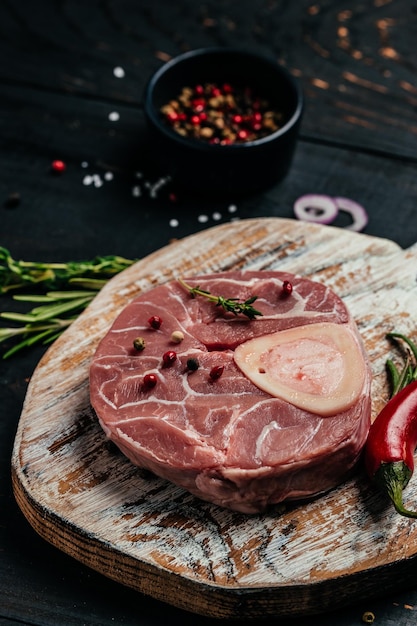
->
[1,2,417,626]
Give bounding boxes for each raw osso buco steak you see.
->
[89,270,372,513]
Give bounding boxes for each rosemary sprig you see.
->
[178,278,263,320]
[0,247,138,358]
[386,332,417,397]
[0,291,96,359]
[0,246,135,294]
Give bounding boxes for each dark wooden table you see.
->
[1,1,417,624]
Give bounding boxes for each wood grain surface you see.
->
[2,0,417,264]
[11,218,417,619]
[2,1,416,159]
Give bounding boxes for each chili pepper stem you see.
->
[374,461,417,519]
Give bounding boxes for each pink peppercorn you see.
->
[162,350,177,366]
[51,160,66,173]
[148,315,162,329]
[143,373,157,389]
[167,111,179,123]
[160,82,283,145]
[209,365,224,381]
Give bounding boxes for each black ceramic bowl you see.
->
[143,48,303,196]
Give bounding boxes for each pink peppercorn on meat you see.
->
[89,271,372,513]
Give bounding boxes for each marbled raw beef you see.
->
[89,271,372,513]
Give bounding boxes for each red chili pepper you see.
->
[364,379,417,518]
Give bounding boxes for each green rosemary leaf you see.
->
[25,328,58,347]
[67,278,108,289]
[392,356,412,396]
[386,359,400,397]
[387,332,417,363]
[0,319,70,342]
[0,247,138,358]
[0,312,38,323]
[178,278,263,320]
[47,290,98,298]
[12,294,58,303]
[2,339,33,359]
[0,247,137,293]
[1,297,92,324]
[1,326,68,359]
[29,296,94,321]
[385,332,417,396]
[43,330,65,345]
[0,326,23,341]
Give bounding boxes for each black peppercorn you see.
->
[186,357,199,371]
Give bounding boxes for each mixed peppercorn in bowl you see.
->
[143,48,303,195]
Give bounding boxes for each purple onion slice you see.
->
[293,194,339,225]
[334,196,368,232]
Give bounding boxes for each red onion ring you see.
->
[333,196,368,232]
[293,194,339,225]
[293,194,368,232]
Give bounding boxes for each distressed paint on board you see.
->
[11,218,417,619]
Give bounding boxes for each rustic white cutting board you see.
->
[11,218,417,619]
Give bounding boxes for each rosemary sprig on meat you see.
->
[178,278,263,320]
[0,247,137,358]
